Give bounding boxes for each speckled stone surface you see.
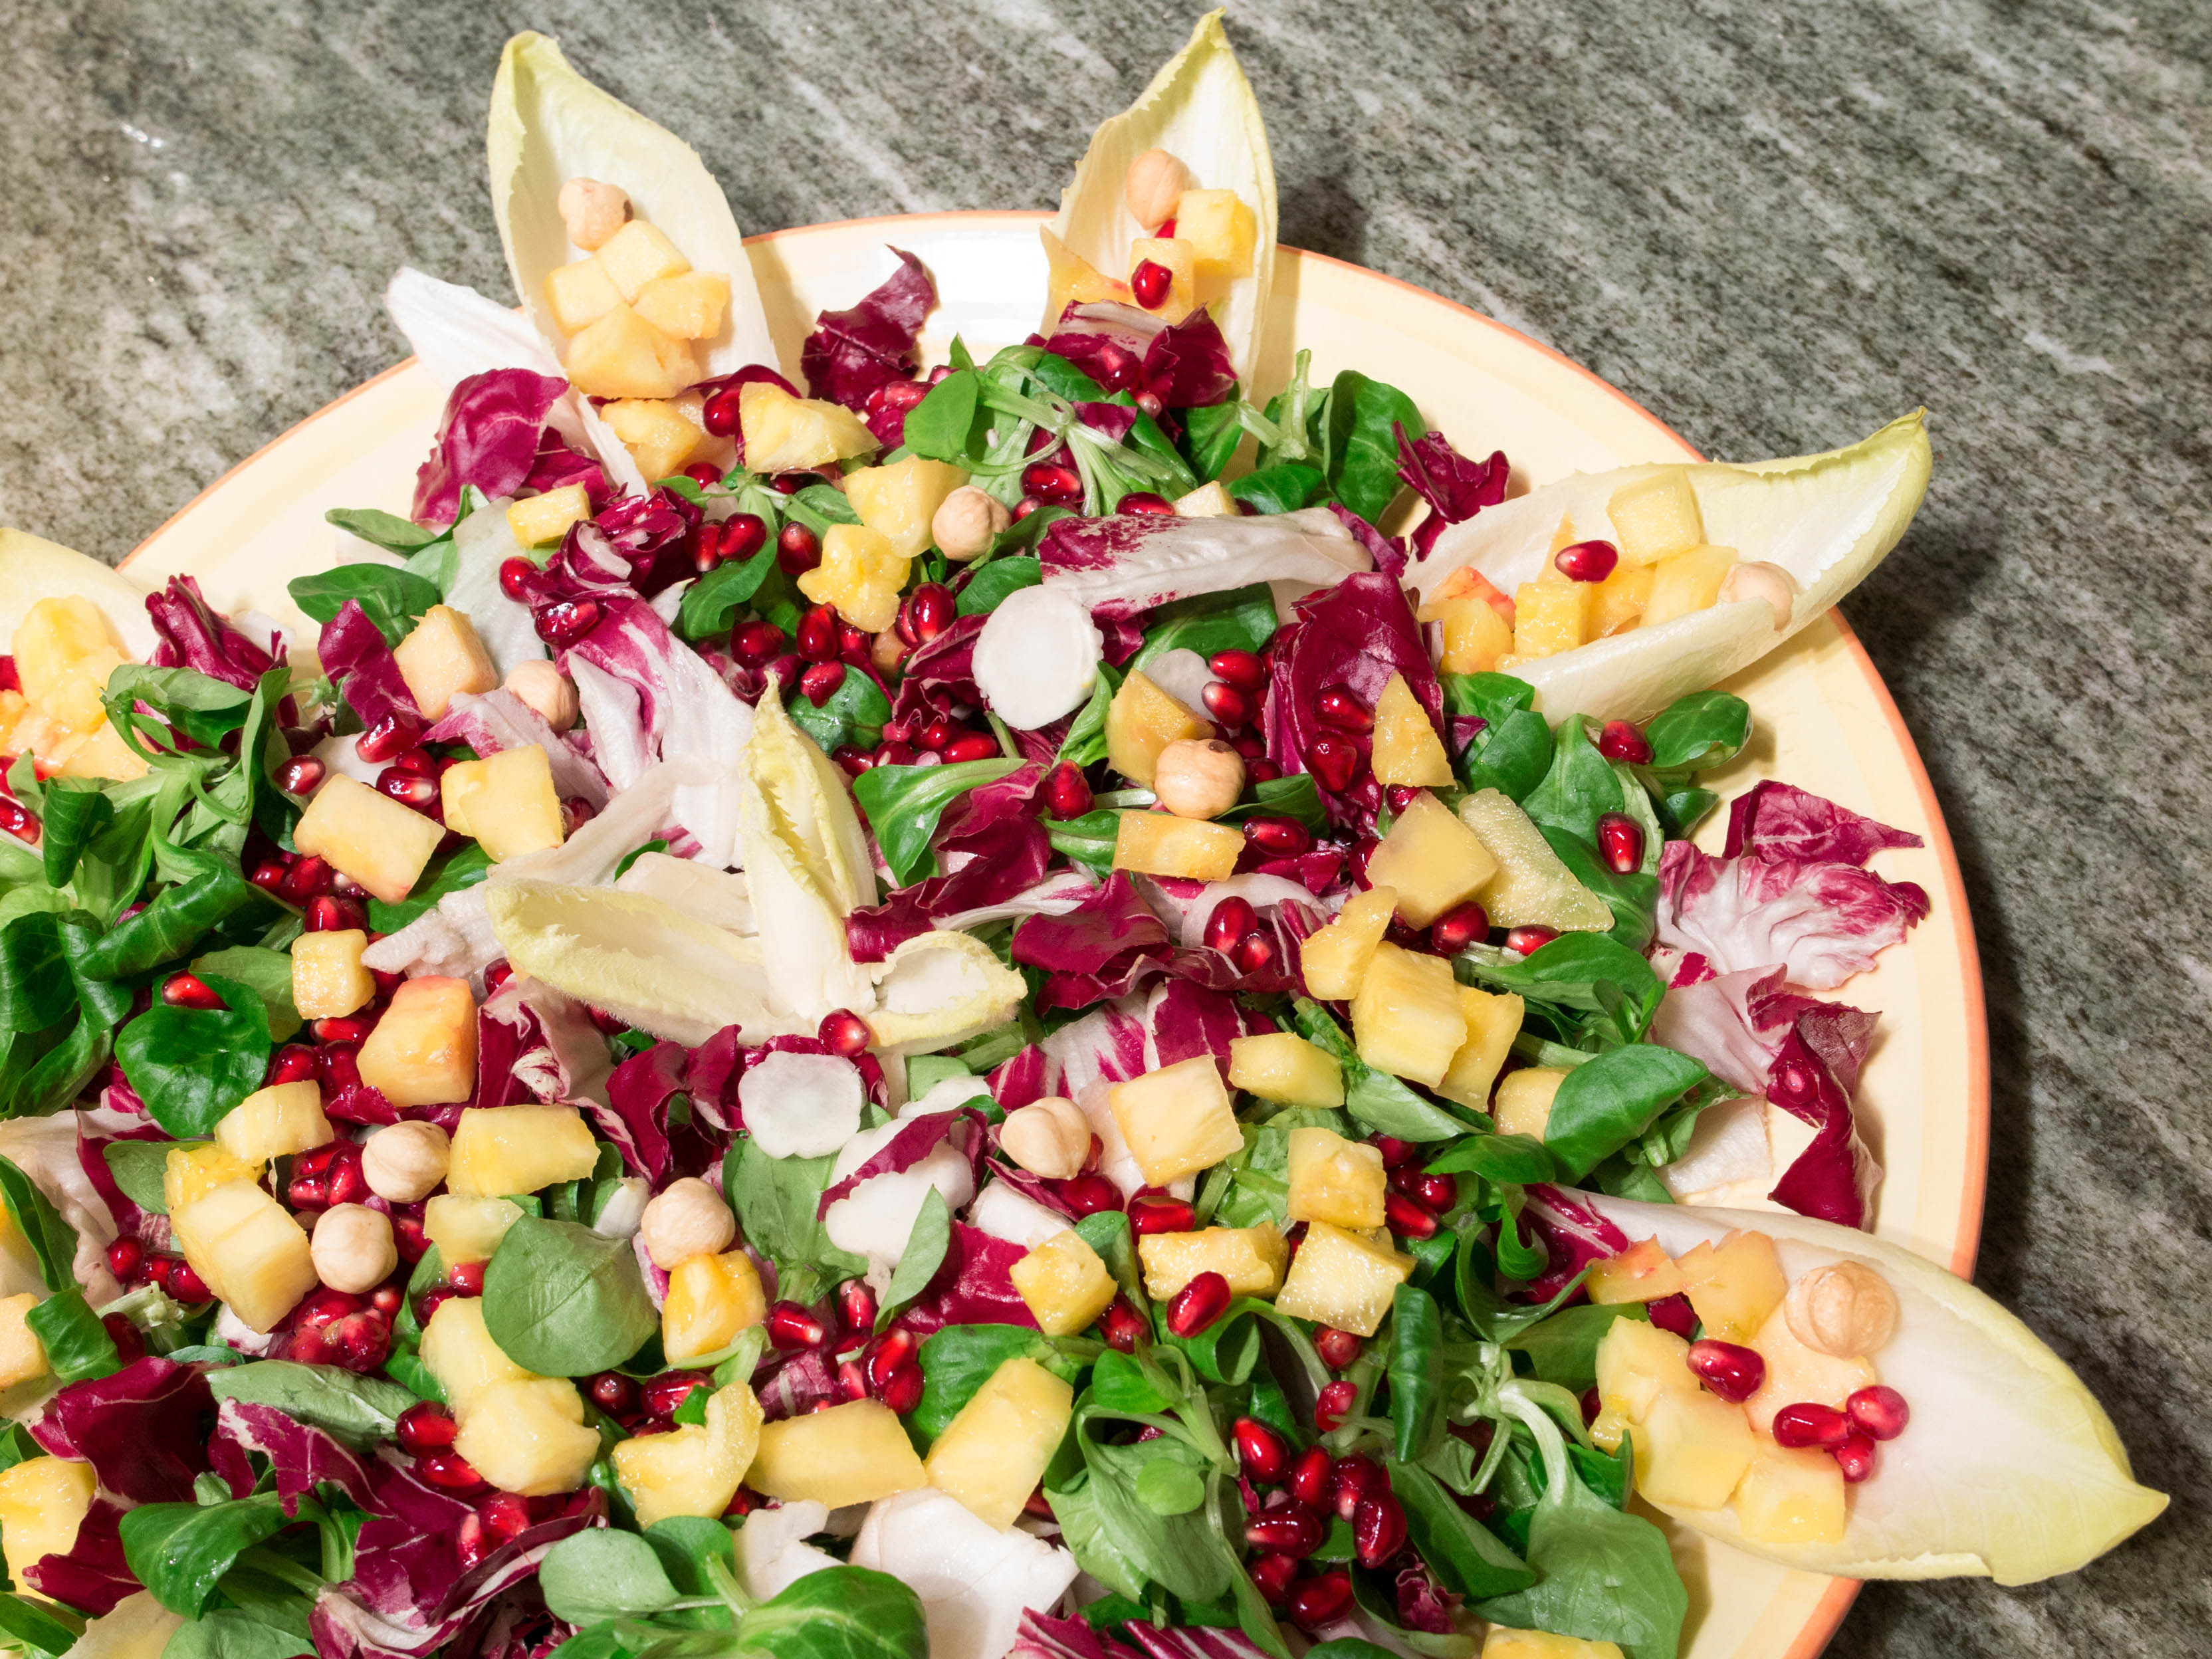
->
[5,1,2207,1651]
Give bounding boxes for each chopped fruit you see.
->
[1139,1224,1288,1300]
[170,1179,317,1333]
[1349,942,1466,1087]
[1272,1220,1414,1338]
[215,1080,334,1166]
[544,256,623,333]
[1491,1067,1565,1141]
[662,1250,768,1364]
[1594,1317,1698,1433]
[441,745,566,861]
[1422,583,1515,675]
[632,271,731,340]
[1418,564,1517,626]
[604,398,703,481]
[293,776,445,906]
[1299,887,1397,1000]
[796,525,911,633]
[1174,481,1238,517]
[1644,544,1741,627]
[1040,227,1132,318]
[1606,469,1706,566]
[1733,1441,1848,1545]
[749,1400,928,1509]
[1174,189,1258,278]
[1481,1630,1625,1659]
[923,1357,1075,1528]
[1743,1301,1879,1436]
[843,456,972,559]
[14,596,129,734]
[55,719,146,782]
[419,1297,531,1411]
[1586,1238,1687,1305]
[506,484,594,548]
[592,219,691,301]
[1676,1230,1788,1345]
[1458,790,1614,933]
[292,928,375,1020]
[1634,1388,1756,1509]
[1112,811,1242,881]
[738,382,876,474]
[566,302,699,401]
[453,1377,599,1495]
[1228,1032,1345,1109]
[0,1456,96,1586]
[1436,987,1523,1111]
[358,977,479,1109]
[1128,237,1200,320]
[1365,792,1498,927]
[1589,562,1655,637]
[424,1196,525,1264]
[1285,1129,1386,1230]
[445,1104,600,1198]
[1104,670,1214,787]
[612,1381,762,1525]
[0,1294,47,1390]
[1109,1056,1244,1186]
[1370,674,1453,788]
[1012,1230,1119,1337]
[164,1143,263,1214]
[1511,580,1590,659]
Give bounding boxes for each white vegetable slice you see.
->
[850,1489,1079,1659]
[972,586,1103,730]
[615,851,753,934]
[966,1179,1072,1251]
[822,1128,976,1268]
[902,1073,996,1119]
[738,1499,837,1600]
[738,1050,865,1161]
[0,528,156,661]
[1043,506,1367,619]
[1581,1193,2167,1584]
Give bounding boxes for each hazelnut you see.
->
[871,628,911,675]
[361,1121,451,1204]
[639,1176,737,1270]
[1124,148,1192,231]
[999,1096,1091,1180]
[1153,738,1246,820]
[557,177,632,252]
[931,486,1011,562]
[310,1204,398,1294]
[1784,1261,1898,1358]
[1717,560,1798,631]
[504,659,580,732]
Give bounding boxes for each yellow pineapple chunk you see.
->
[1436,987,1522,1111]
[613,1381,763,1525]
[1677,1230,1787,1345]
[393,606,498,722]
[738,382,875,474]
[843,457,972,560]
[1112,812,1242,881]
[445,1104,600,1197]
[1428,591,1515,675]
[1174,189,1258,279]
[1371,673,1453,788]
[440,745,566,862]
[1109,1057,1244,1186]
[1492,1067,1565,1141]
[1040,227,1131,320]
[293,776,443,906]
[566,304,699,401]
[1458,790,1614,933]
[604,398,703,482]
[1104,671,1213,787]
[358,976,478,1109]
[1299,887,1396,1001]
[170,1179,316,1332]
[633,272,731,341]
[1733,1442,1847,1545]
[924,1357,1075,1529]
[14,597,129,735]
[1173,481,1238,518]
[1585,1238,1686,1305]
[1510,580,1591,659]
[1644,545,1739,627]
[506,485,594,549]
[0,1456,95,1586]
[749,1400,926,1509]
[292,929,374,1020]
[593,219,691,302]
[0,1294,47,1389]
[663,1250,767,1364]
[1634,1389,1755,1509]
[215,1080,333,1166]
[797,525,910,633]
[1593,1317,1696,1430]
[1139,1224,1287,1301]
[1227,1033,1343,1109]
[419,1296,530,1410]
[1011,1231,1119,1337]
[1127,237,1200,322]
[423,1195,525,1264]
[56,719,146,783]
[1743,1300,1878,1436]
[545,257,623,333]
[1606,469,1705,566]
[1285,1128,1385,1229]
[454,1377,599,1495]
[1589,563,1654,638]
[1482,1630,1624,1659]
[1365,792,1497,927]
[1350,942,1465,1087]
[1273,1220,1412,1337]
[164,1143,262,1214]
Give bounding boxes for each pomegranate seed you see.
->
[311,1015,374,1045]
[276,755,326,795]
[1354,1492,1408,1567]
[1166,1271,1232,1337]
[703,389,744,435]
[899,584,954,645]
[356,715,423,766]
[477,1490,531,1544]
[1385,1189,1438,1239]
[1771,1401,1852,1450]
[161,972,223,1011]
[1329,1455,1383,1520]
[1059,1174,1121,1216]
[1232,932,1275,975]
[1832,1430,1880,1483]
[838,1279,877,1333]
[1244,1505,1324,1557]
[413,1286,457,1326]
[1314,1379,1358,1432]
[732,619,787,665]
[1597,719,1653,764]
[877,1363,924,1414]
[717,512,768,561]
[447,1260,486,1296]
[1686,1339,1767,1403]
[393,1217,431,1268]
[1200,680,1254,728]
[838,621,870,660]
[798,661,847,705]
[0,798,35,847]
[834,745,872,778]
[498,558,537,601]
[1371,1136,1418,1168]
[1129,1194,1196,1236]
[249,859,288,893]
[836,1360,870,1402]
[1597,812,1644,875]
[1131,259,1174,310]
[1099,1296,1147,1353]
[796,604,839,663]
[105,1236,144,1281]
[819,1010,872,1055]
[1248,1552,1299,1607]
[1242,816,1312,857]
[776,522,822,576]
[417,1450,485,1492]
[1314,687,1373,732]
[1388,1167,1457,1212]
[1846,1384,1910,1441]
[642,1371,711,1418]
[297,1287,362,1328]
[1117,491,1175,514]
[588,1372,637,1413]
[1246,758,1281,784]
[305,895,366,933]
[1304,733,1360,793]
[1580,1386,1604,1426]
[316,1043,361,1093]
[1288,1570,1354,1631]
[1209,649,1266,691]
[282,857,344,905]
[370,1285,403,1315]
[387,746,440,776]
[102,1313,145,1366]
[1202,897,1259,953]
[534,599,601,649]
[682,462,723,488]
[454,1513,489,1569]
[1313,1327,1363,1370]
[1232,1418,1289,1484]
[867,380,930,415]
[918,719,955,753]
[1384,784,1422,816]
[1553,539,1620,582]
[1230,732,1267,760]
[1012,497,1042,521]
[396,1401,457,1454]
[772,473,816,495]
[1044,762,1093,819]
[165,1259,210,1302]
[1429,901,1489,954]
[942,734,1000,763]
[866,1330,917,1387]
[1021,462,1083,506]
[376,769,440,814]
[1287,1446,1333,1507]
[1503,925,1559,956]
[691,524,727,573]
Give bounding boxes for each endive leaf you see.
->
[488,31,778,379]
[863,931,1028,1057]
[1045,10,1277,383]
[1415,413,1933,724]
[1581,1192,2167,1585]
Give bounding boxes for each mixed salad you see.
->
[0,15,2164,1659]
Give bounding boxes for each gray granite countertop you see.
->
[4,1,2207,1652]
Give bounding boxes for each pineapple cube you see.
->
[1606,469,1705,566]
[1593,1317,1696,1426]
[440,745,566,862]
[1010,1231,1118,1337]
[1127,237,1200,322]
[1371,674,1453,788]
[1743,1300,1878,1436]
[1634,1389,1755,1510]
[170,1179,316,1333]
[1677,1230,1787,1345]
[1589,563,1654,638]
[738,382,876,474]
[445,1104,600,1197]
[454,1377,600,1495]
[566,303,699,401]
[1492,1067,1565,1141]
[924,1358,1075,1529]
[1644,545,1739,627]
[1732,1442,1847,1546]
[613,1381,763,1525]
[214,1080,333,1166]
[1227,1033,1344,1109]
[663,1250,768,1364]
[843,457,972,560]
[1482,1631,1624,1659]
[423,1195,525,1264]
[1285,1129,1385,1229]
[1174,481,1238,518]
[1365,792,1497,927]
[1299,887,1396,1001]
[55,719,146,783]
[292,929,374,1020]
[1458,791,1614,933]
[1436,987,1523,1111]
[749,1400,927,1509]
[358,976,479,1109]
[1430,591,1515,675]
[1511,581,1590,659]
[796,525,910,633]
[1138,1224,1287,1301]
[164,1143,261,1214]
[1417,565,1517,627]
[594,219,691,301]
[633,271,730,341]
[293,776,443,906]
[1174,189,1258,278]
[1108,1057,1244,1186]
[545,257,623,333]
[0,1456,96,1587]
[1272,1221,1413,1337]
[393,606,498,722]
[419,1296,532,1410]
[506,484,594,549]
[14,596,129,734]
[1349,943,1466,1087]
[0,1293,47,1390]
[1585,1238,1686,1306]
[1103,671,1213,788]
[1112,812,1242,882]
[1040,227,1131,319]
[604,399,703,482]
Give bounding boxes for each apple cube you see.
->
[293,776,443,906]
[1174,189,1258,278]
[1299,887,1396,1001]
[1593,1317,1696,1427]
[1365,791,1497,927]
[566,303,699,401]
[1371,673,1453,788]
[738,382,876,474]
[506,484,594,549]
[797,525,910,633]
[1138,1224,1287,1301]
[419,1295,531,1410]
[164,1143,262,1213]
[1437,986,1523,1111]
[1227,1032,1343,1109]
[1350,942,1466,1087]
[423,1195,525,1264]
[613,1381,762,1525]
[1606,469,1705,566]
[1128,237,1200,322]
[750,1400,927,1509]
[292,928,374,1020]
[1174,481,1238,518]
[1492,1067,1565,1141]
[1458,790,1614,933]
[215,1079,333,1166]
[663,1250,767,1364]
[633,271,730,341]
[1481,1630,1626,1659]
[1743,1300,1879,1436]
[440,745,566,862]
[545,257,623,333]
[1644,545,1739,627]
[1585,1238,1686,1305]
[1676,1230,1787,1345]
[1272,1220,1413,1338]
[1041,227,1131,318]
[1732,1442,1847,1546]
[0,1294,47,1390]
[1112,812,1242,881]
[844,456,972,559]
[445,1103,600,1197]
[1109,1056,1244,1186]
[1511,580,1590,659]
[14,596,129,734]
[604,398,703,482]
[1010,1230,1118,1337]
[1285,1128,1385,1229]
[924,1357,1075,1529]
[0,1456,95,1587]
[594,219,691,302]
[1589,562,1654,638]
[170,1179,316,1332]
[1634,1388,1755,1509]
[455,1377,600,1495]
[1104,671,1213,787]
[358,976,478,1108]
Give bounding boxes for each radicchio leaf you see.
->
[800,249,936,429]
[1515,1184,1632,1303]
[1725,780,1925,865]
[1122,1624,1274,1659]
[890,1221,1037,1338]
[1763,1028,1880,1228]
[144,576,280,691]
[1010,1609,1141,1659]
[209,1397,379,1515]
[561,488,702,600]
[846,768,1055,962]
[29,1356,215,1503]
[320,602,421,729]
[1395,424,1509,558]
[21,1494,136,1614]
[1040,508,1367,623]
[411,370,577,528]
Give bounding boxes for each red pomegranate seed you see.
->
[497,558,536,601]
[682,463,724,489]
[1021,462,1083,505]
[1059,1174,1121,1216]
[1384,784,1421,816]
[276,755,326,795]
[1597,719,1653,764]
[1242,816,1312,857]
[311,1015,375,1045]
[867,380,931,416]
[305,895,366,933]
[1390,1166,1456,1212]
[1314,687,1373,733]
[1135,390,1165,419]
[776,522,822,576]
[691,523,727,573]
[865,1330,917,1387]
[453,1513,489,1569]
[102,1313,145,1366]
[798,661,847,705]
[1429,901,1489,954]
[834,745,872,778]
[1832,1430,1880,1483]
[1230,732,1267,760]
[1166,1271,1232,1337]
[1686,1339,1767,1403]
[1232,1417,1289,1484]
[534,599,602,649]
[1314,1379,1358,1432]
[772,473,816,496]
[818,1010,872,1055]
[249,859,287,893]
[732,619,787,665]
[1304,733,1360,793]
[1354,1491,1408,1568]
[642,1372,711,1418]
[1371,1136,1418,1168]
[356,715,423,766]
[588,1372,637,1413]
[376,769,441,814]
[370,1285,403,1315]
[1287,1446,1334,1507]
[838,1279,878,1333]
[478,1491,531,1544]
[898,584,954,645]
[106,1236,144,1281]
[874,737,917,769]
[1099,1296,1147,1353]
[1597,812,1644,874]
[1246,758,1281,784]
[1313,1327,1363,1370]
[1384,1189,1438,1240]
[796,604,839,663]
[1209,649,1266,691]
[1846,1384,1910,1441]
[396,1401,457,1455]
[1202,897,1259,954]
[1129,1194,1196,1236]
[1503,925,1559,956]
[1044,762,1093,819]
[417,1450,485,1492]
[387,746,440,776]
[1130,259,1173,310]
[448,1260,486,1296]
[1581,1386,1604,1426]
[1117,491,1175,515]
[1201,681,1252,728]
[316,1043,362,1093]
[702,389,744,436]
[1328,1455,1383,1520]
[877,1363,924,1414]
[413,1285,457,1326]
[837,621,870,661]
[917,719,954,753]
[278,857,336,906]
[1771,1401,1852,1450]
[1012,497,1042,521]
[1244,1505,1324,1557]
[1553,539,1620,583]
[166,1258,209,1301]
[836,1360,870,1402]
[1247,1552,1299,1607]
[161,972,223,1011]
[0,799,34,850]
[942,734,1000,763]
[1287,1570,1354,1632]
[720,512,769,560]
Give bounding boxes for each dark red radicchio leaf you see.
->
[522,429,608,508]
[146,576,280,691]
[1655,833,1930,990]
[411,370,577,529]
[1763,1029,1880,1228]
[561,489,703,600]
[890,1222,1038,1338]
[1513,1184,1632,1303]
[1122,1624,1275,1659]
[30,1355,215,1503]
[209,1396,380,1514]
[1724,780,1925,865]
[21,1494,137,1614]
[320,600,421,729]
[1395,1559,1462,1634]
[1145,978,1268,1077]
[600,1043,683,1184]
[890,613,986,730]
[1139,310,1238,410]
[1010,1609,1142,1659]
[1395,424,1509,558]
[1011,873,1174,1010]
[800,249,936,429]
[846,766,1053,963]
[1327,504,1408,580]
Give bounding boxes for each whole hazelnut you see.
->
[999,1096,1091,1180]
[872,629,911,675]
[931,485,1011,562]
[361,1121,451,1204]
[1717,560,1799,631]
[557,177,632,252]
[311,1204,399,1294]
[1153,738,1246,820]
[639,1176,737,1270]
[1124,148,1192,231]
[504,659,580,731]
[1784,1261,1898,1358]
